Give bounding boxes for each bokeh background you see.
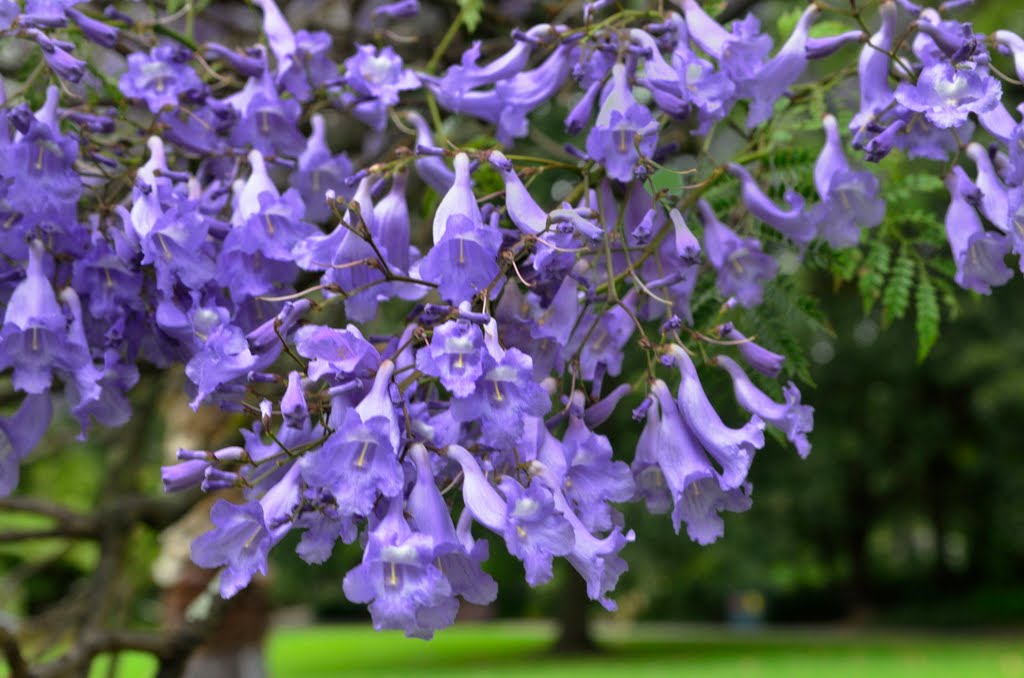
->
[2,0,1024,676]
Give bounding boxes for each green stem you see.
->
[425,8,465,75]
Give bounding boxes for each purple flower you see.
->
[944,167,1012,294]
[913,10,984,66]
[374,0,420,20]
[716,323,785,378]
[299,361,402,516]
[558,414,635,532]
[806,31,865,60]
[670,41,736,135]
[727,163,815,244]
[290,114,354,223]
[585,64,659,182]
[255,0,336,101]
[648,381,752,543]
[811,114,885,248]
[489,150,548,235]
[66,8,118,48]
[185,321,259,410]
[850,0,897,134]
[966,142,1009,231]
[407,444,497,605]
[119,45,202,114]
[141,202,216,294]
[431,153,481,243]
[450,348,551,449]
[531,463,634,611]
[698,200,777,308]
[577,298,636,380]
[191,464,301,597]
[343,497,457,639]
[416,318,485,397]
[294,507,358,565]
[630,399,673,516]
[715,356,813,458]
[493,43,577,144]
[677,0,772,98]
[666,346,765,490]
[439,25,554,94]
[0,393,53,497]
[894,62,1000,130]
[497,476,575,586]
[417,213,502,304]
[373,172,418,280]
[994,30,1024,84]
[29,30,86,82]
[446,445,573,587]
[0,241,67,394]
[0,106,80,240]
[161,459,210,494]
[228,70,306,158]
[344,45,420,131]
[746,6,817,128]
[295,324,380,381]
[402,111,455,193]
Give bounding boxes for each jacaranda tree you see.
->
[1,0,1023,674]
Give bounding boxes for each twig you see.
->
[0,623,31,678]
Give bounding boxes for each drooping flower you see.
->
[290,113,354,223]
[585,64,659,182]
[343,496,459,639]
[530,462,634,611]
[450,348,551,449]
[716,323,785,378]
[714,356,813,458]
[191,463,301,597]
[407,444,498,606]
[727,163,816,244]
[647,381,753,544]
[665,346,765,491]
[850,0,897,134]
[698,200,777,308]
[0,393,53,497]
[745,5,818,128]
[966,142,1009,231]
[811,114,885,248]
[299,362,403,517]
[943,167,1012,294]
[446,445,573,588]
[558,413,635,533]
[0,241,67,394]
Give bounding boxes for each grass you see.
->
[83,621,1024,678]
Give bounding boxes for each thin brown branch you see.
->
[0,623,31,678]
[0,528,95,542]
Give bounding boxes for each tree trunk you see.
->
[553,569,598,653]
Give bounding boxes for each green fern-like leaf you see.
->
[915,264,941,362]
[881,245,915,326]
[458,0,484,33]
[830,247,863,286]
[858,240,891,313]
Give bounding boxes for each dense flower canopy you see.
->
[0,0,1022,642]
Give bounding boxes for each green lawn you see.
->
[84,621,1024,678]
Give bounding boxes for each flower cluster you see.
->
[0,0,1021,639]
